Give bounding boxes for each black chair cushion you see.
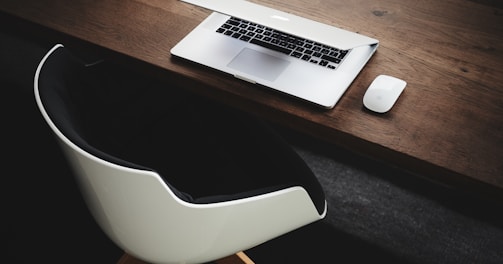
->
[38,46,325,214]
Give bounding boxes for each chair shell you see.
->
[34,44,326,264]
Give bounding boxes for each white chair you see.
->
[34,44,326,264]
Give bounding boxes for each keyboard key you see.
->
[250,38,293,55]
[321,55,341,64]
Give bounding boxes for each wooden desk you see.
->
[1,0,502,199]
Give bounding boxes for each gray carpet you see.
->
[246,128,503,263]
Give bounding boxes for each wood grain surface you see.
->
[1,0,502,199]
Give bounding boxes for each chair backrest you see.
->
[34,44,326,264]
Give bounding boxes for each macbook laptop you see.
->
[171,0,379,109]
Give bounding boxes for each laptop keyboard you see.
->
[216,17,350,70]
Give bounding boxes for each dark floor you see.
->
[248,127,503,264]
[2,14,503,264]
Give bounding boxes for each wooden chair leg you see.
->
[215,251,255,264]
[117,253,145,264]
[117,251,254,264]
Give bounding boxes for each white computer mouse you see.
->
[363,75,407,113]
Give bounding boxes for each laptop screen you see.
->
[180,0,378,50]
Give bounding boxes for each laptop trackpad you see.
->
[228,48,290,82]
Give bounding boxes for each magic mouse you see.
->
[363,75,407,113]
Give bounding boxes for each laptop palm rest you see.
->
[228,48,290,82]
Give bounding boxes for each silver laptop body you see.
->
[171,0,379,109]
